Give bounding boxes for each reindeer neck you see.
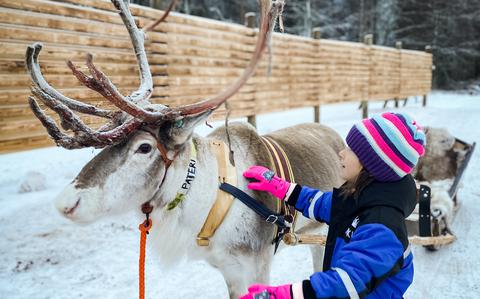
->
[151,135,219,213]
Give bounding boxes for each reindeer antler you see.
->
[25,44,115,119]
[72,0,285,122]
[27,0,284,149]
[171,0,285,117]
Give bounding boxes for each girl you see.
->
[240,112,426,299]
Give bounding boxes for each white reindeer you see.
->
[25,1,344,297]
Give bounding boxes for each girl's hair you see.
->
[339,168,376,200]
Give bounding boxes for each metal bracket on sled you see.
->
[418,184,432,237]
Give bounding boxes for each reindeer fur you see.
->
[414,127,462,181]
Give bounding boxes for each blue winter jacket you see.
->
[286,174,417,299]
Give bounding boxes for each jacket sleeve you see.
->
[286,184,332,224]
[300,224,407,299]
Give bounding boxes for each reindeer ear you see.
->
[174,110,212,131]
[158,110,212,149]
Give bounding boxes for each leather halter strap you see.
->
[140,130,179,214]
[137,128,178,170]
[154,137,176,169]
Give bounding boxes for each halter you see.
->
[137,133,196,299]
[155,138,176,169]
[139,130,180,214]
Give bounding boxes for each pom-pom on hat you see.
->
[346,112,426,182]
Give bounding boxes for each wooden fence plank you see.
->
[0,0,123,24]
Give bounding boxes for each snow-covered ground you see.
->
[1,91,479,298]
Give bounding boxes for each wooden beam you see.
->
[283,233,456,247]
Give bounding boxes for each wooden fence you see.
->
[0,0,432,153]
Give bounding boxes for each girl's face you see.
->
[339,147,363,182]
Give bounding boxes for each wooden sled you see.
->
[407,138,476,250]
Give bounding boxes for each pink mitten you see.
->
[239,284,292,299]
[243,165,291,200]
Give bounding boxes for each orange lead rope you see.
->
[138,218,152,299]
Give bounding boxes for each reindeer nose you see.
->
[64,198,81,216]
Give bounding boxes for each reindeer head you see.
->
[26,0,284,223]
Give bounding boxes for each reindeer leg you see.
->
[309,245,326,272]
[211,248,272,299]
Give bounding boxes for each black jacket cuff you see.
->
[302,280,316,299]
[286,184,302,207]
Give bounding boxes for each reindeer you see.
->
[26,0,344,297]
[412,127,470,239]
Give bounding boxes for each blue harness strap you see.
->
[219,182,293,252]
[219,182,289,229]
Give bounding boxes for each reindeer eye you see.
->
[173,119,184,129]
[137,143,152,154]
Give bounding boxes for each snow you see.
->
[18,172,47,194]
[1,91,479,298]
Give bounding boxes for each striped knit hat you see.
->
[346,112,426,182]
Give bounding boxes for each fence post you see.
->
[394,41,403,108]
[245,12,257,127]
[149,0,162,9]
[423,45,432,107]
[312,27,322,123]
[362,34,373,119]
[245,12,256,28]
